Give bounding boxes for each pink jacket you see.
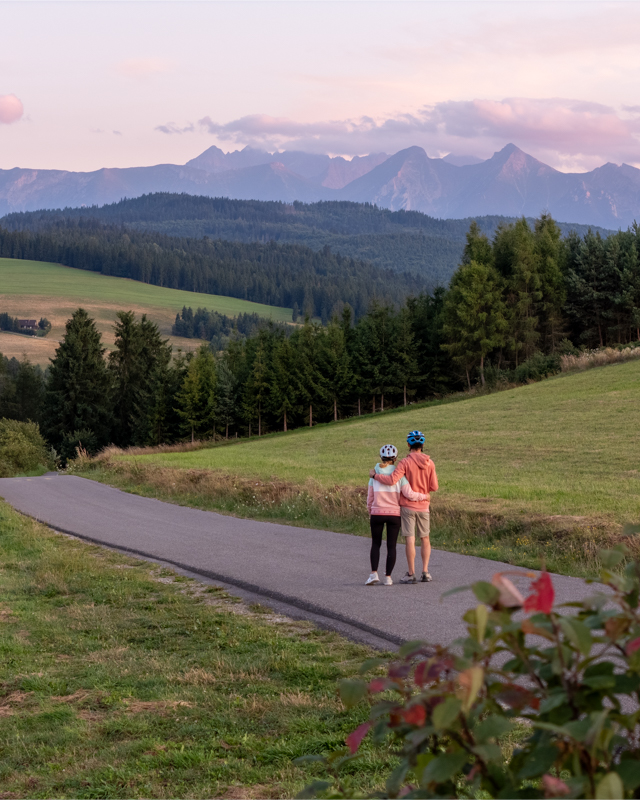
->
[373,452,438,511]
[367,463,428,516]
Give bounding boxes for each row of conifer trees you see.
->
[1,214,640,455]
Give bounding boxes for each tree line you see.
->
[3,193,609,283]
[443,215,640,386]
[0,219,424,321]
[1,214,639,459]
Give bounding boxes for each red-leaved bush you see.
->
[300,543,640,799]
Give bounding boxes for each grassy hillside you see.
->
[0,257,291,365]
[125,360,640,526]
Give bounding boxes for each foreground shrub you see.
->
[307,539,640,798]
[0,418,51,476]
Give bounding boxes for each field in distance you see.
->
[126,360,640,527]
[0,257,292,365]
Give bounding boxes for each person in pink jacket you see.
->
[366,444,429,586]
[370,431,438,584]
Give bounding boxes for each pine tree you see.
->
[394,307,420,406]
[216,358,237,439]
[268,336,300,431]
[463,221,494,266]
[297,320,328,427]
[175,345,216,442]
[242,338,270,436]
[43,308,113,456]
[109,311,143,447]
[442,261,508,388]
[324,317,355,421]
[534,214,566,351]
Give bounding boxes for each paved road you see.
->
[0,474,594,648]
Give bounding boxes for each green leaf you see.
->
[421,750,468,785]
[474,715,514,742]
[338,679,366,709]
[472,581,500,605]
[539,691,568,714]
[293,755,325,765]
[516,744,558,779]
[398,640,425,658]
[385,761,409,796]
[432,697,461,730]
[559,616,592,656]
[617,759,640,791]
[583,674,616,690]
[595,772,624,800]
[475,603,489,643]
[599,548,626,569]
[295,780,332,799]
[472,743,502,763]
[359,658,384,674]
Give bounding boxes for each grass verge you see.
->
[0,500,393,799]
[78,458,632,580]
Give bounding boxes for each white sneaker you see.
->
[383,576,393,586]
[366,572,380,585]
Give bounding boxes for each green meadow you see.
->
[125,360,640,526]
[0,257,292,365]
[0,501,389,798]
[0,258,292,320]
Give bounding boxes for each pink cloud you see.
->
[0,94,24,125]
[184,99,640,171]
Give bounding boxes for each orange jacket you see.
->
[373,451,438,511]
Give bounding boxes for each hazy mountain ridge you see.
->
[1,143,639,228]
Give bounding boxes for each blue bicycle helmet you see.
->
[407,430,425,446]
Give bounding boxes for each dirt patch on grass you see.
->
[0,691,34,716]
[124,699,193,714]
[0,604,15,622]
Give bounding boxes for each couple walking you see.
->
[365,430,438,586]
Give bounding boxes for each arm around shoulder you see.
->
[374,460,406,485]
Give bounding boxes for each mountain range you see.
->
[2,143,640,229]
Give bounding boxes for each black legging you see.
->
[370,515,401,576]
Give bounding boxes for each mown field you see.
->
[0,258,292,365]
[0,500,389,798]
[125,360,640,525]
[94,360,640,578]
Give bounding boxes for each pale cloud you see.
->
[156,122,195,135]
[115,58,175,78]
[0,94,24,124]
[187,99,640,172]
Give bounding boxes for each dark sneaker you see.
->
[421,571,433,582]
[400,572,417,584]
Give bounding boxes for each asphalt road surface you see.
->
[0,473,594,649]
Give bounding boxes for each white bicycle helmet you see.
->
[379,444,398,459]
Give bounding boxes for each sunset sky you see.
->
[2,1,640,173]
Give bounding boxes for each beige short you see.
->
[401,507,430,539]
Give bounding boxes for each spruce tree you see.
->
[216,358,238,439]
[175,345,216,442]
[394,307,420,406]
[268,336,300,431]
[43,308,113,456]
[442,261,508,388]
[324,317,354,421]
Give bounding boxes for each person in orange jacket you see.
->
[370,430,438,583]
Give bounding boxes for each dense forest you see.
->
[1,214,639,459]
[1,194,612,284]
[0,221,425,321]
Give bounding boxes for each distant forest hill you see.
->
[1,194,613,285]
[0,220,426,322]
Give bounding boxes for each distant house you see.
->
[17,319,38,331]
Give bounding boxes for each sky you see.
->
[2,0,640,173]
